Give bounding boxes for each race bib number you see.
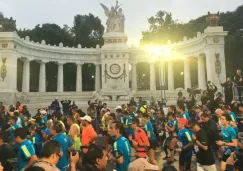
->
[194,145,199,153]
[159,131,164,136]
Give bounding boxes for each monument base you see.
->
[0,92,16,105]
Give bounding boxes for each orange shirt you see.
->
[82,124,97,153]
[134,127,150,158]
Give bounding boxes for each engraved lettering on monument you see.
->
[110,64,120,74]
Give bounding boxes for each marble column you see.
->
[22,59,30,92]
[131,63,137,91]
[39,61,46,92]
[95,64,101,91]
[150,62,156,91]
[168,61,174,90]
[76,63,83,92]
[184,59,191,89]
[57,62,64,92]
[198,57,206,89]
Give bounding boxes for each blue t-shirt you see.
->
[124,117,134,137]
[112,136,131,171]
[18,139,36,171]
[31,134,42,156]
[53,134,73,171]
[181,112,190,121]
[168,119,178,132]
[222,125,236,143]
[145,121,156,140]
[10,123,21,143]
[39,116,47,129]
[178,128,193,156]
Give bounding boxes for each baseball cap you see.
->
[178,118,188,127]
[115,106,122,110]
[80,115,92,122]
[128,158,159,171]
[41,128,51,136]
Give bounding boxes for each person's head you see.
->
[137,110,142,118]
[177,105,185,114]
[201,113,210,122]
[103,103,107,108]
[108,113,116,120]
[14,128,27,144]
[239,103,243,112]
[40,140,62,165]
[220,114,231,126]
[109,121,123,137]
[67,116,75,126]
[177,118,188,130]
[0,102,3,107]
[98,101,102,106]
[156,110,164,119]
[83,145,108,170]
[72,106,78,114]
[41,128,51,142]
[188,119,200,132]
[9,116,17,125]
[192,105,201,113]
[80,115,92,127]
[237,69,241,75]
[168,105,176,113]
[116,108,122,116]
[162,165,177,171]
[215,108,224,118]
[29,125,38,135]
[167,112,175,121]
[50,121,63,135]
[130,118,139,130]
[123,111,129,119]
[16,101,20,107]
[141,113,149,123]
[221,105,231,114]
[226,77,231,82]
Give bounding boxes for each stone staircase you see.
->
[14,90,189,114]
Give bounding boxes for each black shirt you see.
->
[0,143,16,171]
[61,100,71,112]
[195,129,215,165]
[201,119,220,146]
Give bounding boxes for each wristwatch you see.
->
[223,142,226,146]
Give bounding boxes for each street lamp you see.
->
[145,45,174,104]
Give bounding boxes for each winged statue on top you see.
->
[100,0,125,33]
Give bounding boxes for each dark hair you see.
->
[124,111,129,115]
[167,112,175,118]
[222,114,231,122]
[0,133,7,142]
[131,118,139,125]
[115,109,121,113]
[14,127,27,139]
[162,165,177,171]
[10,116,18,122]
[40,140,61,158]
[112,121,124,134]
[25,166,45,171]
[67,116,75,122]
[178,104,185,111]
[168,105,176,113]
[188,118,198,127]
[201,113,209,118]
[103,103,107,106]
[51,121,63,134]
[83,144,106,166]
[239,103,243,108]
[142,113,149,119]
[157,110,164,115]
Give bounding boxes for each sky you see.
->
[0,0,242,45]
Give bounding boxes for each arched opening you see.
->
[190,57,198,89]
[46,62,57,92]
[63,63,76,91]
[30,60,39,92]
[173,60,184,89]
[136,62,150,90]
[17,58,23,92]
[82,63,95,91]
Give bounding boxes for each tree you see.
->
[141,6,243,76]
[72,13,104,48]
[18,24,74,47]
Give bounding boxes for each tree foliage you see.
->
[141,5,243,76]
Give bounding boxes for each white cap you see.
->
[80,115,92,122]
[115,106,122,110]
[40,109,47,115]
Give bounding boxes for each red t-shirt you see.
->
[134,127,150,158]
[82,124,97,153]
